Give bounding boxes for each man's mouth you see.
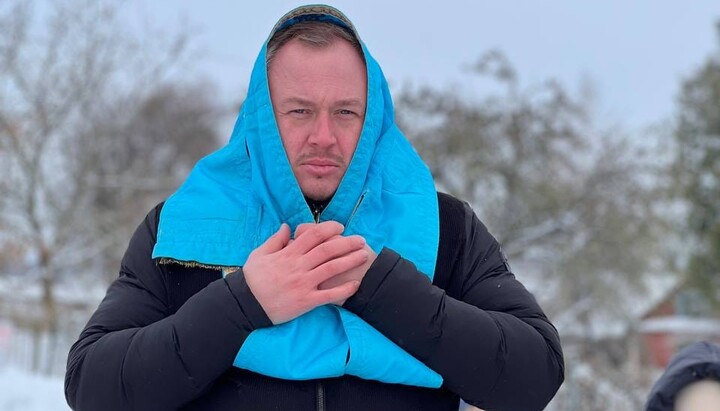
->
[301,159,341,176]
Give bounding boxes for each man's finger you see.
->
[255,223,290,254]
[294,223,314,239]
[303,235,365,269]
[287,221,344,254]
[313,280,360,307]
[310,248,368,284]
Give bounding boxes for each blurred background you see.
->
[1,1,719,410]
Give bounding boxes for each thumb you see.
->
[257,223,290,254]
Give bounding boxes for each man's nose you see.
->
[308,112,335,147]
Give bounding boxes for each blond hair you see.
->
[266,21,363,68]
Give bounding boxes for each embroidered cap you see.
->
[270,4,360,40]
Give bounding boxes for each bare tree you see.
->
[673,21,720,306]
[397,51,674,410]
[0,0,221,373]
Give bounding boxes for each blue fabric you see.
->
[152,15,441,388]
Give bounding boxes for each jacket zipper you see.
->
[316,381,325,411]
[345,190,368,228]
[310,196,367,411]
[310,190,367,226]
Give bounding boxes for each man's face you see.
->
[268,38,367,201]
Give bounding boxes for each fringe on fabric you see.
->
[157,258,240,277]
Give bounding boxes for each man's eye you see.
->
[337,109,356,116]
[290,109,310,115]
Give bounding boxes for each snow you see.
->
[553,274,679,340]
[0,367,69,411]
[639,316,720,335]
[0,276,107,307]
[570,362,644,408]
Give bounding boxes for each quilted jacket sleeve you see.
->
[64,204,272,411]
[343,196,564,411]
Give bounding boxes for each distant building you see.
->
[639,284,720,368]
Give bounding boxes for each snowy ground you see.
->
[0,367,69,411]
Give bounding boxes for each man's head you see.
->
[675,380,720,411]
[267,21,367,202]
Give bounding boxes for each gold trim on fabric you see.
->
[157,258,240,275]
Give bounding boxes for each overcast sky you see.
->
[124,1,719,133]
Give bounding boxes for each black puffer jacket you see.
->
[65,193,564,411]
[645,341,720,411]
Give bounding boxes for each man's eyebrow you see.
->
[278,97,365,107]
[279,97,315,106]
[335,99,365,107]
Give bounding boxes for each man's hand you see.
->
[294,223,378,306]
[317,244,376,305]
[243,222,369,325]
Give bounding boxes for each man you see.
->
[65,5,563,411]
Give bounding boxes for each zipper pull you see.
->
[312,204,321,223]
